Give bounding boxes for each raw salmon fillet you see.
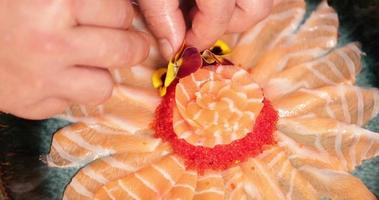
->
[48,1,379,200]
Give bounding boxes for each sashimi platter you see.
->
[1,0,379,199]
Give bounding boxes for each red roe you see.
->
[153,80,278,172]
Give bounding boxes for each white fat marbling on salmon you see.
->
[170,156,185,170]
[243,181,263,200]
[103,186,116,200]
[300,88,336,119]
[338,85,351,123]
[101,116,145,133]
[48,141,84,167]
[275,48,325,71]
[173,183,195,192]
[334,130,348,170]
[336,50,356,79]
[63,128,113,157]
[315,134,328,155]
[251,159,286,199]
[305,63,336,85]
[316,12,338,20]
[277,161,291,179]
[267,9,306,50]
[286,170,297,200]
[152,163,176,185]
[118,180,141,200]
[278,132,330,162]
[267,152,286,168]
[322,59,346,80]
[70,178,94,198]
[348,133,360,168]
[135,173,159,193]
[103,157,137,171]
[361,140,374,160]
[82,166,109,184]
[269,8,304,21]
[195,188,224,196]
[354,86,364,125]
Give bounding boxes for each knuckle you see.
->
[122,33,150,66]
[26,30,68,55]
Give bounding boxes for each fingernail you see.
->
[159,39,173,60]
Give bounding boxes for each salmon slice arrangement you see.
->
[48,0,379,199]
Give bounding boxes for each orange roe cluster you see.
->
[153,80,278,172]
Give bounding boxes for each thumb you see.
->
[138,0,185,60]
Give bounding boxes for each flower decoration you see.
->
[152,40,231,96]
[49,1,379,200]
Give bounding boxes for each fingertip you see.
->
[129,31,151,65]
[87,69,114,105]
[55,67,114,106]
[184,0,235,50]
[185,29,218,51]
[158,38,174,60]
[228,0,273,33]
[139,0,185,60]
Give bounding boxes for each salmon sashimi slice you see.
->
[61,85,160,132]
[64,145,170,200]
[254,146,320,200]
[240,158,287,200]
[229,0,306,69]
[252,1,338,85]
[222,166,249,200]
[284,153,377,200]
[47,122,161,168]
[277,117,379,172]
[164,170,198,200]
[277,129,377,200]
[173,66,263,147]
[193,171,225,200]
[94,155,186,200]
[265,43,362,99]
[273,84,379,125]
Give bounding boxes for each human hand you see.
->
[139,0,276,59]
[0,0,150,119]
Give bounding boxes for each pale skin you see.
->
[0,0,276,119]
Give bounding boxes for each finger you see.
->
[138,0,185,60]
[67,27,150,68]
[185,0,236,50]
[73,0,135,29]
[54,66,114,105]
[228,0,273,33]
[19,98,69,120]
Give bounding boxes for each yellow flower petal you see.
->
[159,87,167,96]
[152,68,167,89]
[164,60,178,87]
[211,40,232,55]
